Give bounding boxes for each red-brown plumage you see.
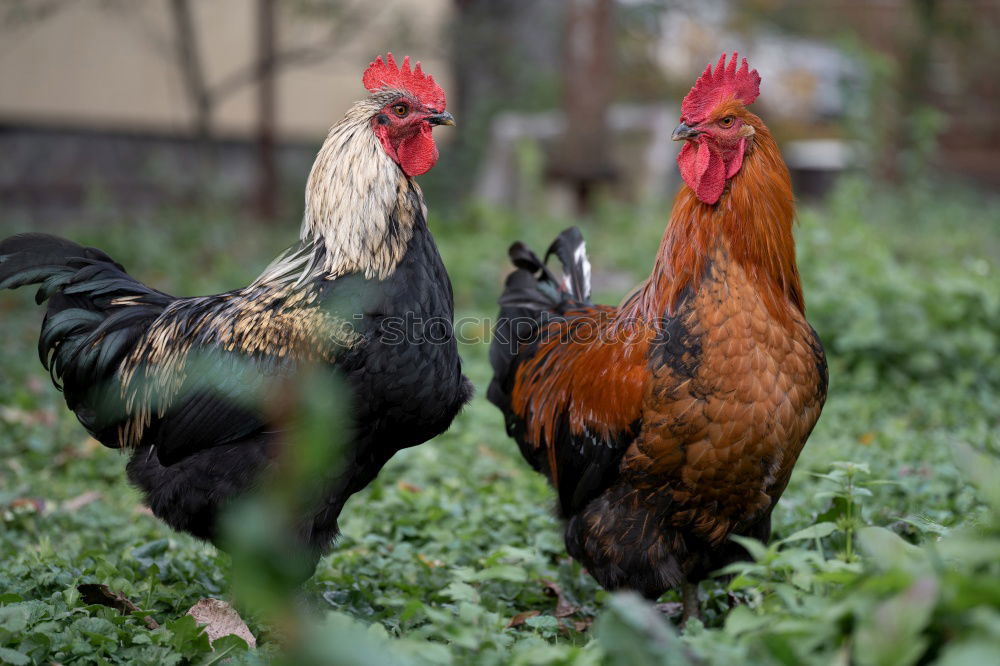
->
[511,307,652,485]
[489,54,827,622]
[627,104,802,327]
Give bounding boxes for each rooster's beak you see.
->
[426,111,456,127]
[672,123,700,141]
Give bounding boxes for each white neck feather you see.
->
[299,96,416,281]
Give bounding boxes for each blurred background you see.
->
[2,2,1000,663]
[0,0,997,223]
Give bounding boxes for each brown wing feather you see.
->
[510,304,653,487]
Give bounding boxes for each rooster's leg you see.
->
[681,580,701,626]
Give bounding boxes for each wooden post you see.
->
[168,0,212,143]
[548,0,616,214]
[256,0,279,220]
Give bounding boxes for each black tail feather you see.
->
[0,233,123,293]
[488,227,592,413]
[1,233,172,444]
[545,227,591,302]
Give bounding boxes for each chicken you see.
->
[488,53,827,620]
[0,54,472,567]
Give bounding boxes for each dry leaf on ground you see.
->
[506,610,541,628]
[77,583,159,630]
[541,579,578,618]
[186,598,257,648]
[62,491,102,512]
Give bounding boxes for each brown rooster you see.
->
[488,53,827,620]
[0,54,471,569]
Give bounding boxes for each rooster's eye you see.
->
[392,103,409,117]
[718,116,735,128]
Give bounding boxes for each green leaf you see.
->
[854,577,939,666]
[817,496,851,523]
[595,593,693,666]
[0,605,30,634]
[469,565,528,583]
[934,639,1000,666]
[0,647,31,666]
[726,573,760,591]
[952,442,1000,511]
[524,614,559,632]
[723,606,769,635]
[729,535,770,562]
[858,526,925,569]
[194,634,249,666]
[131,539,171,568]
[782,522,838,543]
[441,581,479,604]
[164,615,211,655]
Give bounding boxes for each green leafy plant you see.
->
[1,175,998,664]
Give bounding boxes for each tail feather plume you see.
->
[545,227,591,302]
[1,233,172,442]
[488,226,592,412]
[0,234,123,295]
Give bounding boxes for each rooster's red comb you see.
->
[680,52,760,122]
[363,53,446,111]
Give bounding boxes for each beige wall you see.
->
[0,0,452,140]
